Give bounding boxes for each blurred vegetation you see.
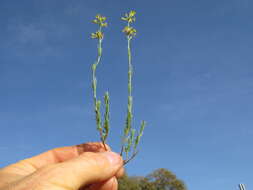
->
[118,168,187,190]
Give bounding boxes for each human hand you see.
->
[0,142,124,190]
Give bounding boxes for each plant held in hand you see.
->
[90,11,146,164]
[120,10,146,164]
[91,14,109,150]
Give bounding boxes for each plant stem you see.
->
[92,26,107,151]
[120,146,124,156]
[123,150,138,165]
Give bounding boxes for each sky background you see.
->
[0,0,252,189]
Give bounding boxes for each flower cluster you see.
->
[91,31,103,39]
[91,14,107,40]
[121,11,137,38]
[92,14,108,27]
[121,10,136,23]
[122,26,137,37]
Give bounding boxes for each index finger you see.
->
[2,142,111,175]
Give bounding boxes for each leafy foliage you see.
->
[118,174,142,190]
[119,168,187,190]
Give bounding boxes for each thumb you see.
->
[37,151,123,190]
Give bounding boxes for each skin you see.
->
[0,142,124,190]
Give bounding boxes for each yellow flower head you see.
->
[129,10,136,17]
[91,14,107,40]
[91,31,104,39]
[121,10,136,23]
[122,26,137,37]
[92,14,108,27]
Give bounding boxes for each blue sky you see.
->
[0,0,252,189]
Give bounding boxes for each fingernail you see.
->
[103,151,121,165]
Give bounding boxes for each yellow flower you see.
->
[121,10,136,23]
[129,17,136,23]
[129,10,136,17]
[91,31,104,39]
[92,19,98,24]
[101,23,108,27]
[122,26,137,37]
[92,14,107,27]
[91,33,97,39]
[95,14,102,20]
[121,17,128,21]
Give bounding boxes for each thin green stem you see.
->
[92,26,107,150]
[121,20,134,159]
[123,150,138,165]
